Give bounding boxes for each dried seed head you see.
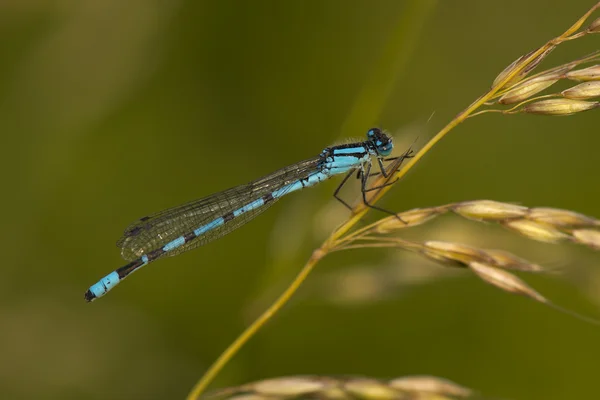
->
[344,379,399,399]
[209,376,476,400]
[588,17,600,32]
[389,376,473,397]
[374,208,439,233]
[502,219,569,242]
[526,207,598,227]
[561,81,600,99]
[521,98,599,115]
[499,72,563,105]
[494,56,526,88]
[228,394,266,400]
[423,241,485,266]
[493,47,554,88]
[249,377,327,396]
[572,229,600,249]
[469,261,547,303]
[484,249,543,272]
[565,65,600,81]
[321,387,347,398]
[421,247,463,266]
[453,200,527,221]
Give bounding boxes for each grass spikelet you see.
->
[588,16,600,32]
[482,249,544,272]
[572,229,600,249]
[452,200,528,221]
[501,219,571,242]
[565,64,600,80]
[412,240,542,275]
[520,98,599,115]
[561,80,600,99]
[525,207,600,227]
[468,261,547,303]
[373,207,442,233]
[245,377,327,396]
[498,69,565,104]
[389,376,474,398]
[344,378,402,398]
[468,260,600,326]
[492,47,555,89]
[204,375,477,400]
[422,241,488,267]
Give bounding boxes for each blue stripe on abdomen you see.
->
[88,271,120,298]
[158,154,369,256]
[161,196,272,254]
[304,171,329,186]
[233,197,265,217]
[163,236,185,251]
[194,217,225,236]
[272,171,330,199]
[156,154,369,256]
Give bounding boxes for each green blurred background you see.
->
[2,1,600,399]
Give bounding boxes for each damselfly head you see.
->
[366,127,393,156]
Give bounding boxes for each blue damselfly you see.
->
[85,128,412,301]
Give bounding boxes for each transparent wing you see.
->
[116,157,322,261]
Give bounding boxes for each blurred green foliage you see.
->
[2,1,599,399]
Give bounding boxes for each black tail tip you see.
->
[84,290,96,302]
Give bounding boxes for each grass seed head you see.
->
[494,56,526,88]
[502,219,569,242]
[493,47,554,89]
[247,377,328,396]
[561,81,600,99]
[572,229,600,249]
[588,17,600,32]
[389,376,473,397]
[374,207,439,233]
[228,394,265,400]
[344,379,400,399]
[521,98,599,115]
[565,65,600,81]
[423,241,485,266]
[526,207,598,227]
[468,262,547,303]
[483,249,543,272]
[206,376,478,400]
[453,200,527,221]
[499,72,563,105]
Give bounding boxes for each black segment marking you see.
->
[184,232,197,243]
[332,151,366,158]
[335,142,367,149]
[146,248,166,263]
[223,212,235,222]
[262,193,274,203]
[116,259,144,279]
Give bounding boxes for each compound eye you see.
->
[367,127,381,138]
[378,142,393,156]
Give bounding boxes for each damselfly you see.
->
[85,128,412,301]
